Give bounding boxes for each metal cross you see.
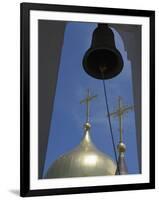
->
[80,89,97,122]
[108,96,133,142]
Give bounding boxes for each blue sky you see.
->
[43,21,139,177]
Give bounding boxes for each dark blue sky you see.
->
[43,22,139,177]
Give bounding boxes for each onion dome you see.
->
[115,142,128,175]
[45,89,116,178]
[45,122,116,178]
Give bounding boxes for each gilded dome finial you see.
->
[80,89,97,123]
[108,96,133,174]
[108,96,133,145]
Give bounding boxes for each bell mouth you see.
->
[83,48,123,80]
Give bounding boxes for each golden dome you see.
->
[45,122,116,178]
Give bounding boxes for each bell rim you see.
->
[82,47,124,80]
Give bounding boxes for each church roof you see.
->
[115,142,128,175]
[45,122,116,178]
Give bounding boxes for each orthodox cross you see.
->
[80,89,97,122]
[108,96,133,142]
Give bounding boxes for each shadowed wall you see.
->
[38,20,66,178]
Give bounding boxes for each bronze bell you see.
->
[82,24,124,79]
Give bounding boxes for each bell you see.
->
[83,24,124,79]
